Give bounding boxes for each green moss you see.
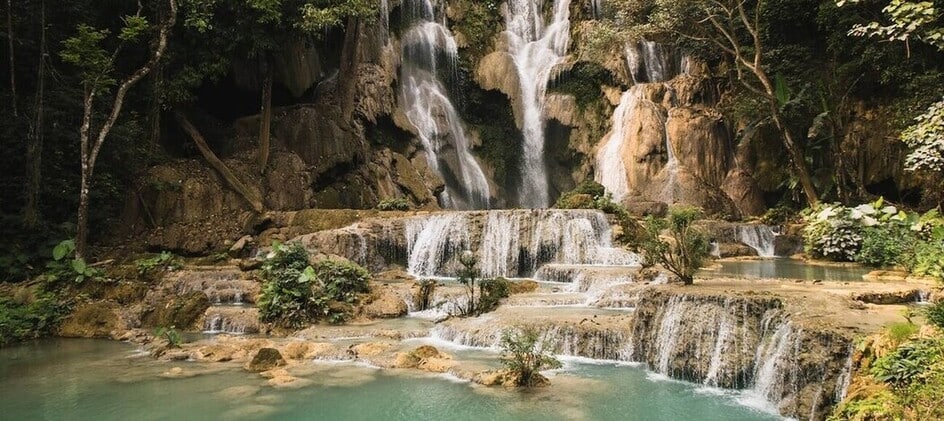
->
[450,0,503,61]
[0,288,66,346]
[547,62,613,111]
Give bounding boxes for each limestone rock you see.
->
[508,280,539,295]
[362,285,409,319]
[59,301,123,338]
[247,348,286,372]
[852,289,919,304]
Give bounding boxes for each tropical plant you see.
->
[900,98,944,173]
[44,239,103,283]
[257,242,320,328]
[499,326,562,387]
[257,242,371,327]
[639,206,709,285]
[871,337,944,387]
[154,325,182,348]
[925,301,944,330]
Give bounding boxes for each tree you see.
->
[499,326,562,387]
[838,0,944,56]
[639,206,709,285]
[901,99,944,173]
[60,0,177,260]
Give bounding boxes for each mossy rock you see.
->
[59,301,122,338]
[142,291,211,331]
[247,348,286,372]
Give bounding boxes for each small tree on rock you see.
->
[639,206,710,285]
[500,326,562,387]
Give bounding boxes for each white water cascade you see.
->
[403,210,639,278]
[736,224,778,257]
[595,87,642,203]
[504,0,572,207]
[399,0,491,209]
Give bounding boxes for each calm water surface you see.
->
[0,339,782,420]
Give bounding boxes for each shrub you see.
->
[500,326,562,387]
[312,259,370,302]
[43,239,104,283]
[871,337,944,388]
[154,326,182,348]
[454,252,507,316]
[639,206,710,285]
[761,205,797,225]
[886,322,919,344]
[925,301,944,330]
[258,243,371,328]
[856,225,912,268]
[258,243,319,328]
[376,197,410,211]
[0,289,65,346]
[478,277,510,314]
[912,224,944,281]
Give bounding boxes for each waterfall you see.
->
[703,311,735,387]
[834,347,854,402]
[399,0,491,209]
[654,295,686,375]
[405,213,471,276]
[657,110,679,203]
[625,40,685,84]
[749,320,796,407]
[736,225,778,257]
[403,210,639,278]
[504,0,572,207]
[595,87,642,202]
[202,306,261,334]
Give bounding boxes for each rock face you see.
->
[141,291,212,331]
[59,302,124,338]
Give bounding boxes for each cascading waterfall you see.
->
[403,210,639,278]
[703,310,735,387]
[594,86,642,202]
[399,0,491,209]
[597,41,687,204]
[736,224,778,257]
[657,111,680,203]
[654,295,687,375]
[405,213,471,276]
[504,0,572,207]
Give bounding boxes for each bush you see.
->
[886,322,919,344]
[258,243,371,328]
[871,337,944,388]
[925,301,944,330]
[500,326,562,387]
[478,277,510,314]
[912,224,944,281]
[0,289,65,346]
[312,259,370,302]
[43,239,104,284]
[639,206,709,285]
[856,225,912,268]
[376,197,410,211]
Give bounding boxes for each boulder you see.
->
[362,286,409,319]
[622,200,668,218]
[247,348,286,372]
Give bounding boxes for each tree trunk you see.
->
[338,18,362,123]
[22,0,44,226]
[6,0,16,117]
[770,109,820,205]
[174,112,264,213]
[76,175,91,260]
[257,59,272,173]
[149,65,163,154]
[74,0,177,261]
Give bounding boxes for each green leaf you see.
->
[71,258,87,274]
[53,240,75,261]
